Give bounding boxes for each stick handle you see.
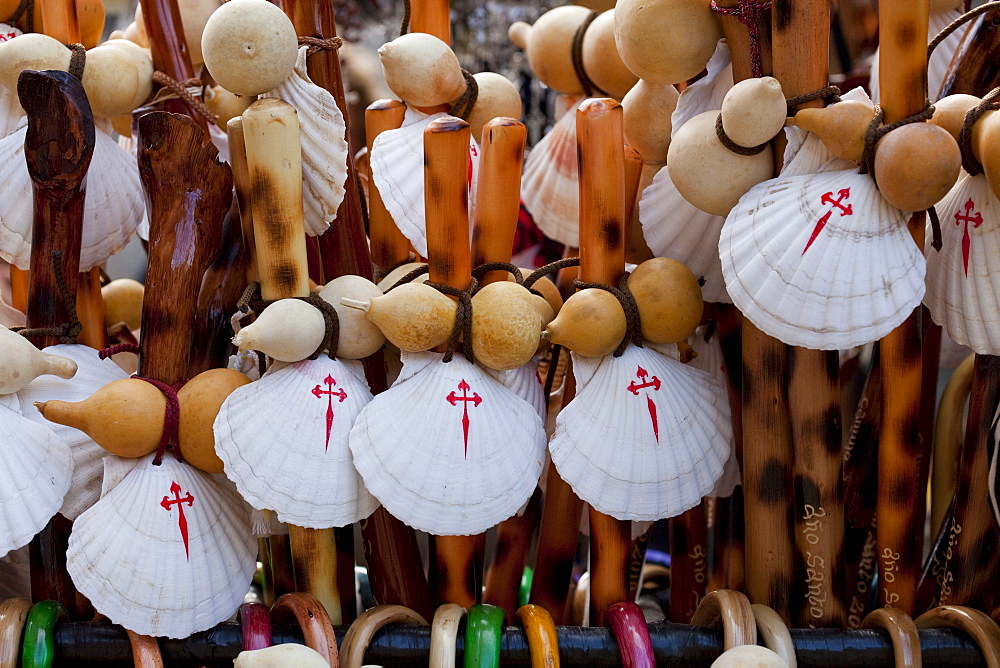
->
[576,99,625,286]
[410,0,451,44]
[227,118,258,284]
[37,0,79,42]
[424,116,472,290]
[366,99,410,276]
[138,0,205,128]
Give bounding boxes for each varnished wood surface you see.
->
[138,0,205,127]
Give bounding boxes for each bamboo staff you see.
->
[138,0,207,130]
[20,69,94,613]
[366,100,411,277]
[409,0,451,43]
[876,0,929,615]
[228,118,257,284]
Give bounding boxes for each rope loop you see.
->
[523,257,580,291]
[151,71,219,126]
[573,273,643,357]
[298,35,343,57]
[449,69,479,121]
[13,251,82,345]
[8,0,33,34]
[715,113,768,156]
[786,85,841,115]
[65,43,85,80]
[425,277,478,365]
[959,86,1000,177]
[571,11,610,98]
[859,103,936,187]
[470,261,524,287]
[384,264,431,292]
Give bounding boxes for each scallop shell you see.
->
[939,329,972,369]
[265,46,348,237]
[689,329,739,498]
[0,80,23,139]
[0,394,73,558]
[370,108,481,258]
[870,9,962,103]
[485,359,546,421]
[0,120,143,270]
[17,344,128,520]
[214,354,379,528]
[924,172,1000,354]
[0,289,23,328]
[520,94,584,246]
[549,345,730,521]
[638,43,733,303]
[67,453,257,638]
[350,350,546,535]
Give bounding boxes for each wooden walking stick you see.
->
[19,69,94,612]
[669,502,708,623]
[408,0,451,44]
[139,0,207,130]
[366,100,411,278]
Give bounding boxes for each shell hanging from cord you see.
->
[263,45,349,237]
[549,344,731,521]
[370,108,481,258]
[17,343,128,520]
[719,115,923,350]
[0,119,143,270]
[925,172,1000,355]
[350,351,546,535]
[213,354,379,529]
[67,453,257,638]
[0,394,72,558]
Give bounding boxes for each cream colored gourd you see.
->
[102,278,144,331]
[521,270,563,316]
[874,123,961,212]
[614,0,722,86]
[971,109,1000,200]
[201,0,297,96]
[102,38,154,110]
[177,368,251,474]
[721,77,786,148]
[711,645,789,668]
[0,326,77,394]
[543,288,626,358]
[622,79,679,164]
[929,93,981,142]
[235,644,329,668]
[204,85,254,126]
[80,44,142,119]
[341,282,457,353]
[667,110,774,216]
[378,33,466,108]
[376,262,428,292]
[135,0,219,67]
[465,73,522,143]
[788,100,876,162]
[509,5,590,95]
[628,257,703,344]
[581,9,639,100]
[233,298,325,363]
[119,21,149,47]
[470,282,542,371]
[318,275,387,359]
[0,33,72,92]
[36,378,165,458]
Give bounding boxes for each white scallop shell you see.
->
[689,329,739,498]
[67,453,256,638]
[639,43,733,303]
[214,354,379,528]
[520,95,584,247]
[0,120,143,270]
[485,359,545,420]
[350,350,546,535]
[0,289,23,328]
[265,46,348,237]
[0,394,72,558]
[17,344,128,520]
[370,108,481,258]
[549,345,730,521]
[870,9,962,103]
[925,172,1000,354]
[0,81,23,139]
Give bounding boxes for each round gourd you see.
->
[929,93,981,142]
[201,0,297,97]
[628,257,703,344]
[509,5,590,95]
[204,84,254,126]
[101,278,144,331]
[81,45,141,118]
[318,275,387,360]
[615,0,722,85]
[543,288,626,358]
[972,110,1000,200]
[379,33,467,108]
[721,76,786,148]
[581,9,639,100]
[470,282,541,371]
[465,73,522,143]
[178,368,251,474]
[622,79,679,164]
[103,38,154,109]
[874,123,961,212]
[232,299,326,363]
[0,33,71,91]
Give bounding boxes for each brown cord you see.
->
[859,103,936,187]
[13,251,82,344]
[710,0,772,79]
[448,69,478,121]
[298,35,343,57]
[574,273,643,357]
[425,278,477,364]
[928,1,1000,58]
[715,113,768,156]
[151,71,219,126]
[929,206,943,252]
[786,85,841,115]
[236,283,342,360]
[8,0,33,34]
[400,0,411,36]
[470,261,524,284]
[958,86,1000,176]
[570,11,609,99]
[65,43,85,80]
[384,264,430,292]
[523,257,580,290]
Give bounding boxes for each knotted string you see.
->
[928,0,1000,58]
[65,43,85,80]
[571,11,610,98]
[236,283,341,360]
[786,85,841,114]
[13,251,82,345]
[8,0,33,34]
[958,86,1000,176]
[859,103,936,188]
[710,0,772,78]
[384,264,430,292]
[298,35,343,57]
[449,69,478,121]
[151,71,218,126]
[470,261,524,284]
[574,273,644,357]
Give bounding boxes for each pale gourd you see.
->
[233,298,325,363]
[711,645,789,668]
[543,288,626,358]
[102,278,144,331]
[465,73,522,143]
[788,100,876,162]
[521,270,563,316]
[972,110,1000,200]
[581,9,639,101]
[0,33,71,92]
[628,257,703,344]
[341,282,457,353]
[135,0,220,67]
[874,123,961,212]
[318,275,387,360]
[201,0,298,97]
[509,5,591,95]
[721,77,785,148]
[470,282,541,370]
[614,0,722,86]
[0,326,77,395]
[204,85,254,126]
[80,44,142,119]
[36,378,165,459]
[929,93,980,142]
[667,110,774,217]
[120,21,148,48]
[378,33,466,108]
[102,38,154,110]
[177,368,251,474]
[235,644,329,668]
[622,79,679,164]
[376,262,428,292]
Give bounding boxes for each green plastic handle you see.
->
[519,566,534,609]
[21,600,68,668]
[463,603,504,668]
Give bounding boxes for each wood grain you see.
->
[410,0,451,44]
[138,0,206,128]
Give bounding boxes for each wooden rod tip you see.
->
[426,115,470,134]
[368,98,407,112]
[578,98,622,117]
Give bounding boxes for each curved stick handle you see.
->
[20,601,68,668]
[931,353,974,534]
[126,631,164,668]
[515,604,560,668]
[0,598,32,668]
[340,605,427,668]
[366,99,410,276]
[751,604,797,668]
[861,607,922,668]
[916,605,1000,668]
[272,593,339,667]
[605,601,655,668]
[691,590,756,651]
[239,602,273,652]
[464,604,505,668]
[429,603,467,668]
